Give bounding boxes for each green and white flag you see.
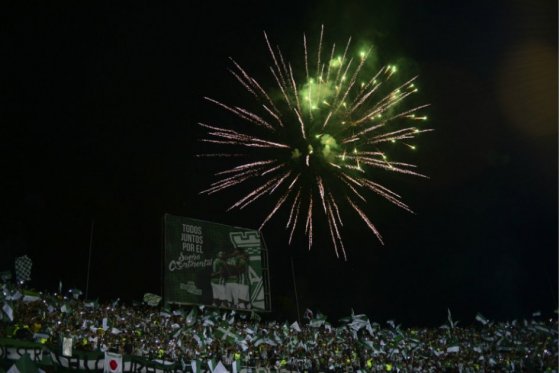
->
[186,307,198,326]
[349,317,369,332]
[232,360,241,373]
[309,313,327,328]
[191,360,201,373]
[290,321,301,332]
[250,311,261,322]
[215,326,241,344]
[193,332,206,348]
[360,339,374,351]
[207,359,216,372]
[254,337,277,347]
[7,353,41,373]
[475,313,488,325]
[237,339,248,351]
[22,290,41,303]
[365,320,374,336]
[447,308,458,329]
[172,325,182,339]
[143,293,161,307]
[22,295,40,303]
[84,300,99,308]
[203,319,215,327]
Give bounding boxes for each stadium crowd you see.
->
[1,281,558,372]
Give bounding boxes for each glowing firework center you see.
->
[293,78,341,165]
[291,133,338,163]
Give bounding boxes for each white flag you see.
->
[475,313,488,325]
[111,327,121,335]
[290,321,301,332]
[7,291,21,301]
[104,351,122,373]
[2,303,13,321]
[447,346,460,353]
[62,337,73,357]
[213,361,229,373]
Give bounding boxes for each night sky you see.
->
[1,1,557,327]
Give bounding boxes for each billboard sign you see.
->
[163,214,270,311]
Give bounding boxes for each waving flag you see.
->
[14,255,32,283]
[186,307,198,326]
[309,313,327,328]
[290,321,302,332]
[191,360,201,373]
[215,326,242,344]
[3,303,13,321]
[143,293,161,306]
[213,361,229,373]
[104,352,122,373]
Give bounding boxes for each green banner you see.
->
[163,214,269,311]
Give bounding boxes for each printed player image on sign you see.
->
[164,214,271,311]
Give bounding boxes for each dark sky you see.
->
[1,1,557,327]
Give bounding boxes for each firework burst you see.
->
[199,26,431,259]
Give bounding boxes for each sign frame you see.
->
[162,214,271,312]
